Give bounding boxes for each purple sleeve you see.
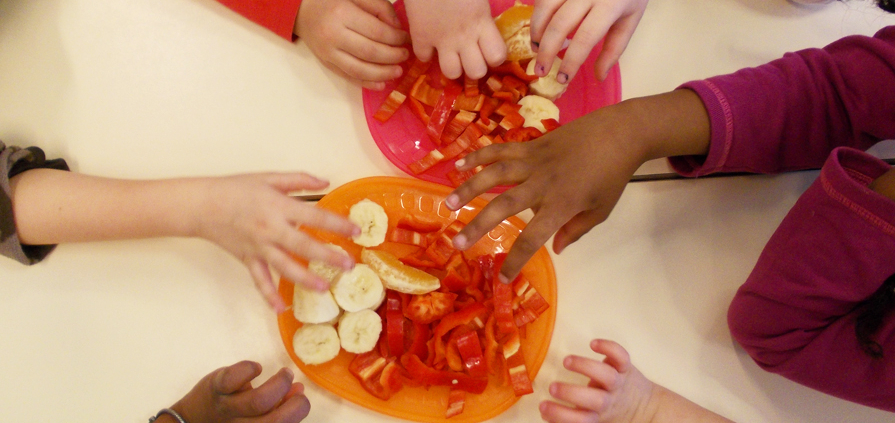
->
[669,26,895,176]
[727,147,895,411]
[0,141,69,265]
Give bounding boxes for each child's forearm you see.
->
[647,384,735,423]
[9,168,202,245]
[613,88,712,167]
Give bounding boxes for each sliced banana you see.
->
[517,95,560,133]
[293,323,341,365]
[526,59,569,101]
[308,243,349,284]
[293,284,342,325]
[349,199,389,247]
[330,263,386,312]
[361,249,440,295]
[337,309,382,354]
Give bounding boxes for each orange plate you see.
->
[277,177,557,423]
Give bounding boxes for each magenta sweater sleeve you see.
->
[670,27,895,176]
[215,0,302,41]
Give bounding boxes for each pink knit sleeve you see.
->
[669,26,895,177]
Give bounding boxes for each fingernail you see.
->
[313,279,329,291]
[455,158,466,168]
[549,383,557,395]
[341,256,355,270]
[452,233,467,249]
[498,273,510,284]
[535,63,546,77]
[283,368,294,379]
[445,194,460,210]
[557,72,569,84]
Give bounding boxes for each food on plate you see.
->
[293,284,342,325]
[494,2,535,62]
[308,243,349,283]
[517,95,560,133]
[349,199,389,247]
[331,263,387,312]
[338,309,383,354]
[361,248,441,295]
[526,58,569,100]
[371,3,563,189]
[293,323,342,365]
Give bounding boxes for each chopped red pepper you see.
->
[373,90,407,122]
[404,320,430,360]
[501,330,534,396]
[463,76,480,97]
[388,227,429,248]
[408,149,445,174]
[445,388,467,418]
[541,118,561,132]
[454,330,488,378]
[441,110,476,145]
[410,75,443,107]
[349,351,391,400]
[434,302,489,339]
[386,291,406,357]
[408,96,430,125]
[397,214,444,233]
[427,81,462,144]
[401,353,488,394]
[491,60,539,83]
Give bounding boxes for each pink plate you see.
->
[362,0,622,192]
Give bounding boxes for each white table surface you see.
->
[1,0,894,422]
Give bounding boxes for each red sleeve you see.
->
[216,0,303,41]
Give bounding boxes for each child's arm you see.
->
[404,0,507,79]
[530,0,649,82]
[9,169,359,312]
[446,88,710,283]
[153,361,310,423]
[540,339,733,423]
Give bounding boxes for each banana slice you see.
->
[349,199,389,247]
[517,95,560,133]
[293,284,342,325]
[526,59,569,101]
[308,243,349,284]
[293,323,341,365]
[361,249,440,295]
[330,263,386,312]
[337,309,382,354]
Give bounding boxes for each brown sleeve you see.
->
[0,140,69,265]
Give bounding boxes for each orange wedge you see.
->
[361,249,440,295]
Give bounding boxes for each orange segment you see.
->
[494,2,533,41]
[361,249,441,295]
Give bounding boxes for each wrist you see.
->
[616,90,712,165]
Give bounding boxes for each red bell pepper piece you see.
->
[349,351,391,400]
[478,97,500,125]
[373,90,407,122]
[408,149,445,174]
[401,354,488,394]
[491,60,539,83]
[404,320,430,360]
[408,96,430,125]
[491,253,517,334]
[410,75,443,107]
[454,330,488,378]
[498,112,525,134]
[463,76,479,97]
[386,290,406,357]
[427,81,462,144]
[454,93,485,111]
[541,118,561,132]
[434,302,489,339]
[440,110,476,145]
[441,252,472,291]
[400,250,441,269]
[493,101,522,116]
[445,388,467,418]
[501,329,534,396]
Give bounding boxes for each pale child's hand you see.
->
[540,339,655,423]
[193,173,360,312]
[530,0,648,82]
[404,0,507,79]
[295,0,410,91]
[170,361,310,423]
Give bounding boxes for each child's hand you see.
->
[295,0,410,91]
[530,0,648,82]
[404,0,507,79]
[171,361,310,423]
[540,339,655,423]
[193,173,360,312]
[445,107,644,283]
